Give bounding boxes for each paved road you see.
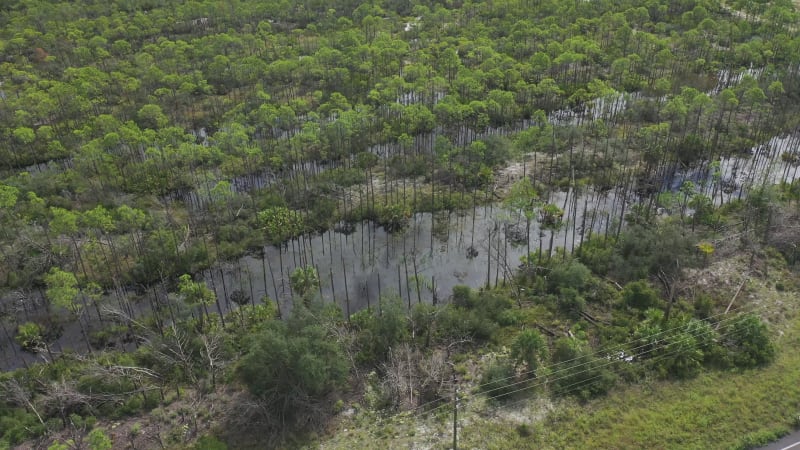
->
[759,430,800,450]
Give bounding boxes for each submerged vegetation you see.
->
[1,0,800,447]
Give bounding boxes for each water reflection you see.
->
[207,188,626,317]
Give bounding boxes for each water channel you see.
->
[2,69,799,370]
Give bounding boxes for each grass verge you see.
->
[460,316,800,449]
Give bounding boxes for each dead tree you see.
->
[1,378,45,426]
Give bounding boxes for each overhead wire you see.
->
[402,299,763,418]
[472,302,761,401]
[476,314,757,407]
[401,300,770,421]
[412,311,760,426]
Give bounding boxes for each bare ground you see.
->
[16,388,238,450]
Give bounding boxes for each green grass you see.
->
[461,317,800,450]
[315,314,800,450]
[314,255,800,450]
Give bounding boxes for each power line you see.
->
[451,322,762,449]
[408,302,769,421]
[424,316,752,422]
[361,298,775,444]
[406,301,763,417]
[473,305,757,400]
[477,317,755,406]
[426,314,761,449]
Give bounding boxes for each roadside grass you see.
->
[460,314,800,450]
[318,316,800,450]
[315,253,800,450]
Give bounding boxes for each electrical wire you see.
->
[475,316,756,407]
[398,300,763,418]
[405,301,769,421]
[472,304,760,401]
[408,319,751,428]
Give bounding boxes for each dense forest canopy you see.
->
[1,0,800,447]
[1,0,798,290]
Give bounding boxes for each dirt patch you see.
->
[684,254,750,299]
[494,153,541,196]
[478,396,556,425]
[17,388,236,450]
[684,252,800,331]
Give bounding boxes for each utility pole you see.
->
[452,369,458,450]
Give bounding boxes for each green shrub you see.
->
[497,309,521,326]
[437,288,512,342]
[732,427,789,450]
[611,223,700,281]
[15,322,44,352]
[353,296,408,364]
[143,391,160,410]
[363,371,392,410]
[216,223,259,251]
[661,330,703,379]
[118,395,143,417]
[480,359,517,401]
[410,303,437,347]
[194,435,228,450]
[376,203,411,232]
[511,330,547,376]
[237,304,348,423]
[78,372,136,400]
[694,293,714,319]
[551,338,616,400]
[703,343,733,369]
[575,235,615,276]
[0,410,43,445]
[289,266,319,298]
[548,261,592,293]
[723,314,776,368]
[621,280,660,311]
[558,287,586,317]
[584,278,619,305]
[86,428,113,450]
[437,306,498,341]
[471,291,513,322]
[88,325,128,350]
[451,285,473,308]
[317,167,366,187]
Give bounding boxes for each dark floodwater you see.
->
[206,188,623,317]
[0,185,627,370]
[2,76,799,369]
[3,126,800,370]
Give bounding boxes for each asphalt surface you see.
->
[758,430,800,450]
